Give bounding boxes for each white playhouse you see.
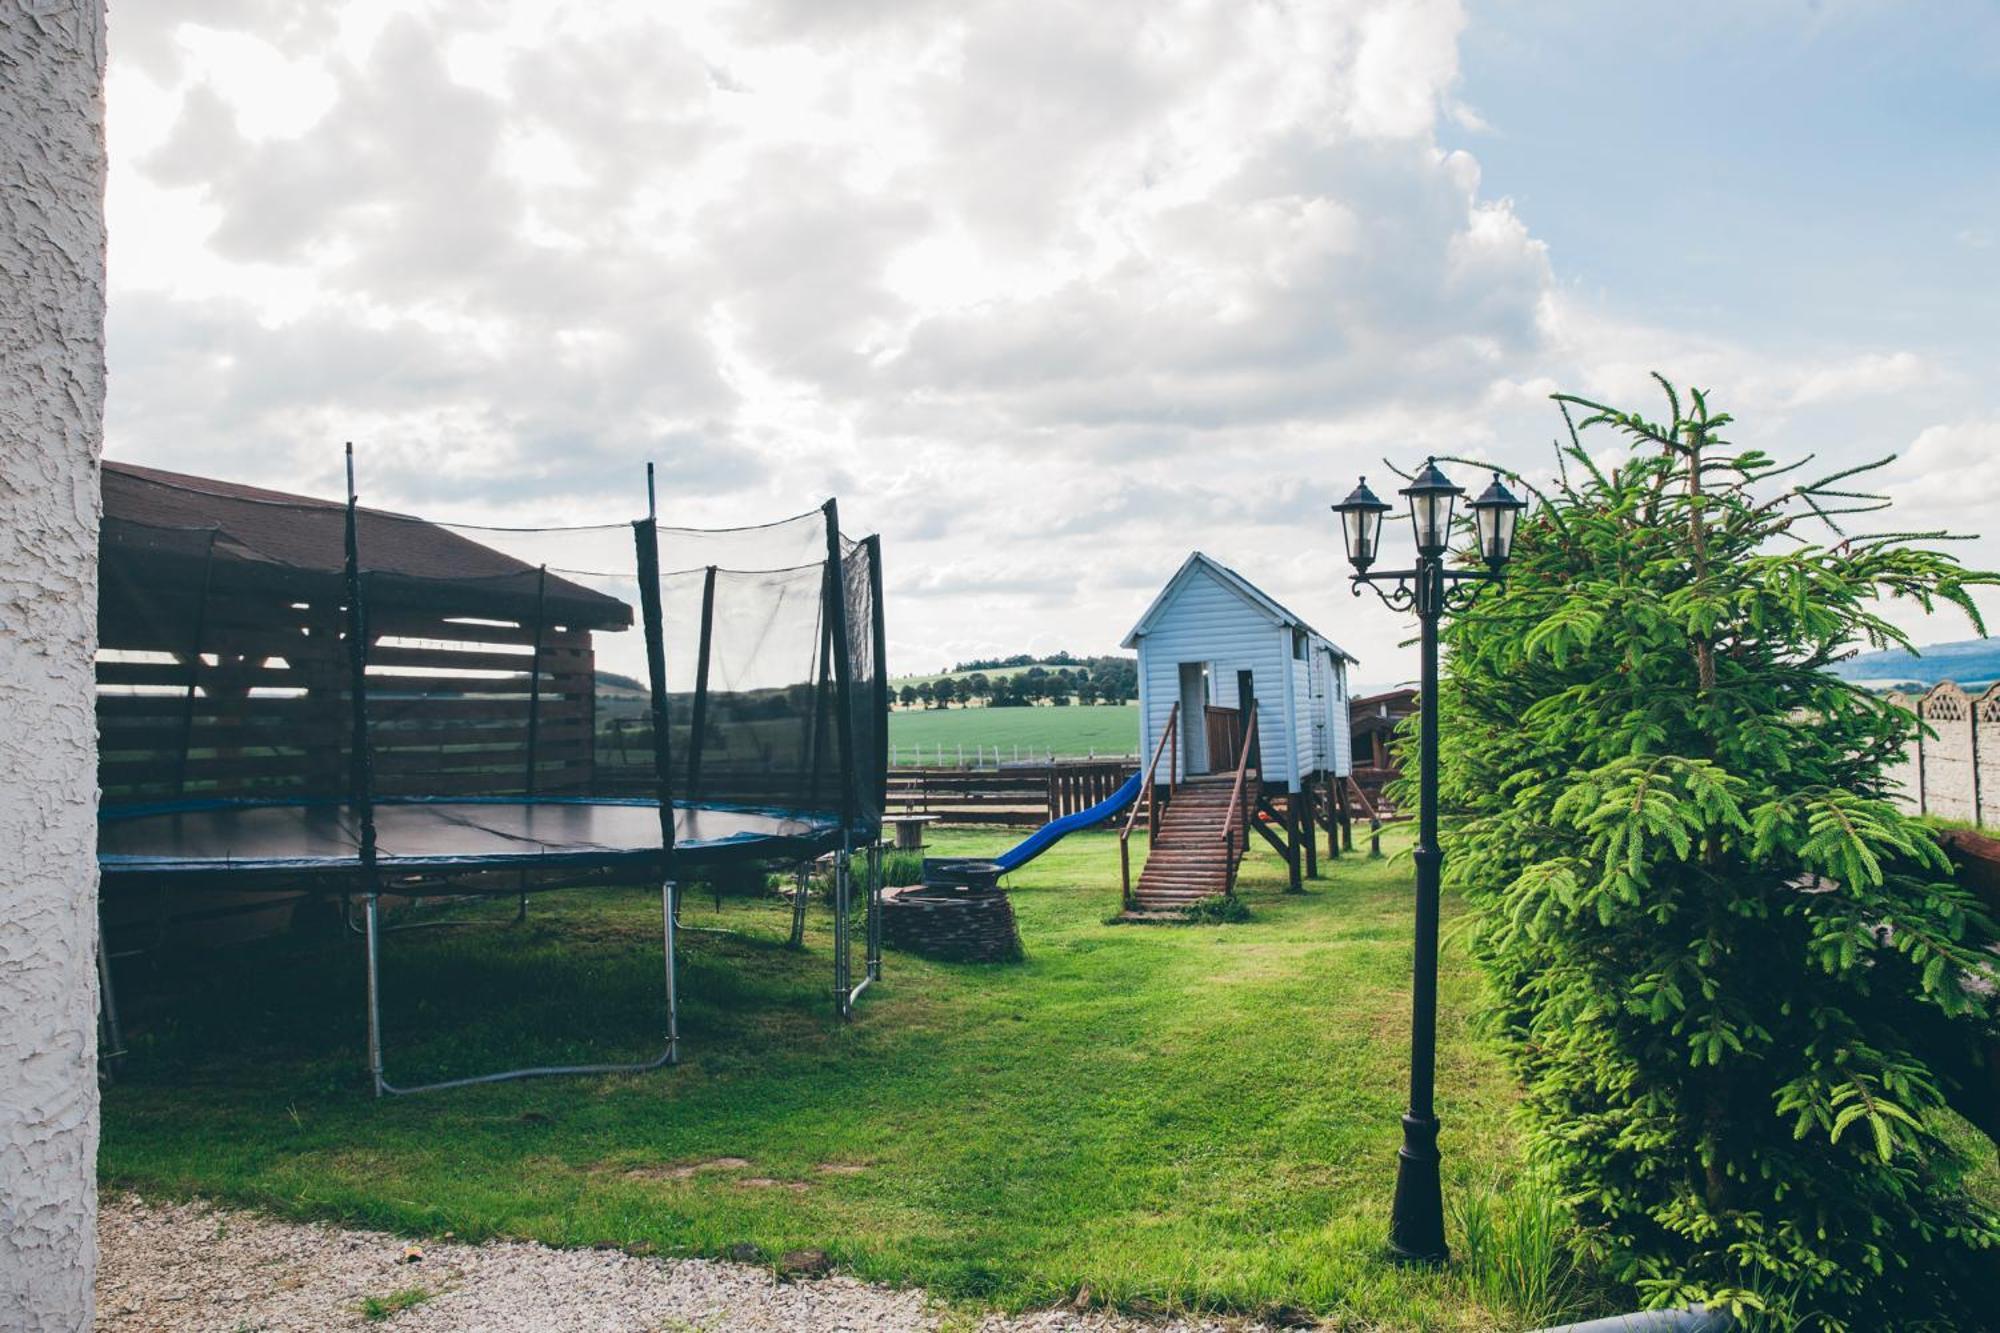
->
[1121,552,1359,889]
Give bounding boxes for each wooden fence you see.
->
[887,761,1137,826]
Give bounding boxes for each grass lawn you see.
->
[99,827,1585,1330]
[890,702,1140,763]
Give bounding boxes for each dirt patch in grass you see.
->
[815,1161,870,1176]
[617,1155,752,1181]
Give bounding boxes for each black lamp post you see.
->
[1333,459,1525,1265]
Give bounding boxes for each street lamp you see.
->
[1332,458,1525,1265]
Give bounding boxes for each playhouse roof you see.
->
[1120,551,1359,662]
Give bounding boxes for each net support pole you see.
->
[866,534,889,824]
[822,500,865,1018]
[805,567,833,810]
[515,564,551,923]
[864,534,888,988]
[524,565,549,796]
[633,511,681,1067]
[170,528,219,799]
[685,565,716,798]
[342,444,390,1097]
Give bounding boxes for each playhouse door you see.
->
[1179,661,1211,775]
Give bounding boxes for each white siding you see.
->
[1131,564,1300,788]
[1323,650,1353,777]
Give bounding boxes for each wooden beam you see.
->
[1301,777,1320,879]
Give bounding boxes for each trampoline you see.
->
[95,453,888,1095]
[100,798,846,877]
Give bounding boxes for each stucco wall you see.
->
[1,3,108,1330]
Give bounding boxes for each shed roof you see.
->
[1120,551,1358,662]
[101,460,630,627]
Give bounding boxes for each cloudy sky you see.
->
[104,0,2000,685]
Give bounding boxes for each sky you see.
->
[102,0,2000,688]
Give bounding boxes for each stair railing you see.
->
[1120,701,1180,911]
[1221,701,1258,897]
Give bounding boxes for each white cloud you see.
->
[102,0,1994,677]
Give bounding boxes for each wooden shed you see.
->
[1122,552,1356,793]
[97,461,635,806]
[95,461,637,947]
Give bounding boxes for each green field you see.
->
[889,702,1139,763]
[96,827,1599,1330]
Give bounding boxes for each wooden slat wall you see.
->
[97,593,603,804]
[98,590,352,802]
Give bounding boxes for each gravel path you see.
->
[97,1195,1284,1332]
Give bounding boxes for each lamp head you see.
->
[1399,458,1464,556]
[1332,477,1394,573]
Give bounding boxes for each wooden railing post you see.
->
[1122,701,1181,911]
[1221,701,1258,896]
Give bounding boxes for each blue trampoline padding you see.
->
[97,796,846,877]
[991,770,1144,874]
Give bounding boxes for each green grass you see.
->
[890,702,1139,763]
[359,1286,431,1321]
[99,827,1599,1330]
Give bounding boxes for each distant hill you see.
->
[1829,637,2000,691]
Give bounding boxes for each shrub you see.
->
[1427,376,2000,1330]
[881,850,925,887]
[689,860,776,900]
[1182,894,1250,924]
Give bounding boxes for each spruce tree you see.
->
[1429,376,2000,1329]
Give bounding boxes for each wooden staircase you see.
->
[1130,775,1252,912]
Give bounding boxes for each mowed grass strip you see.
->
[889,701,1140,761]
[99,827,1548,1330]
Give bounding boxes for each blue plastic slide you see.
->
[991,770,1146,873]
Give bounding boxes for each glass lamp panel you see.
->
[1475,503,1500,562]
[1493,504,1519,563]
[1411,492,1454,552]
[1357,508,1381,564]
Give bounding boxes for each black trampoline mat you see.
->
[99,799,839,876]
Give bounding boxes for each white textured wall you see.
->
[1,3,107,1330]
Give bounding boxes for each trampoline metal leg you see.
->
[833,851,851,1019]
[97,918,126,1076]
[788,864,809,950]
[367,878,680,1097]
[865,841,883,984]
[663,878,680,1065]
[365,891,386,1097]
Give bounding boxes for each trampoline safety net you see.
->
[96,463,886,878]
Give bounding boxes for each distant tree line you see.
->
[949,650,1087,672]
[897,655,1137,709]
